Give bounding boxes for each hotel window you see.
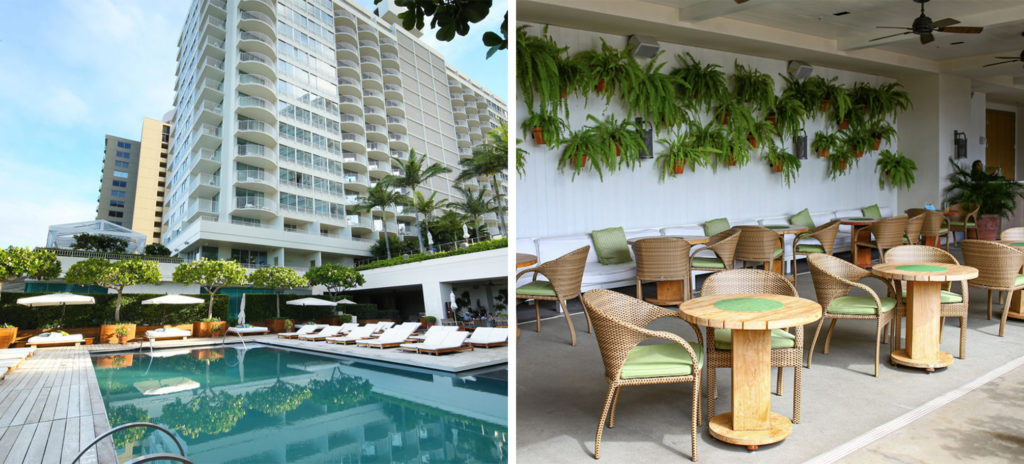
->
[117,141,132,149]
[111,190,126,198]
[109,200,125,208]
[115,151,131,159]
[115,160,130,168]
[112,180,127,188]
[113,170,129,179]
[108,210,123,218]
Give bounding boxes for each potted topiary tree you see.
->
[64,257,161,343]
[172,258,248,337]
[0,247,60,348]
[248,266,309,333]
[943,158,1024,240]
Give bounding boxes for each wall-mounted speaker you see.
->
[787,60,813,80]
[628,35,660,59]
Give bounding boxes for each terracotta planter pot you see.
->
[767,114,777,126]
[192,349,225,361]
[840,159,848,170]
[821,100,831,112]
[264,319,292,334]
[720,112,729,126]
[99,324,136,344]
[747,134,758,148]
[977,214,1001,241]
[560,91,567,99]
[874,138,882,150]
[0,327,16,349]
[419,317,436,328]
[614,143,621,157]
[839,118,850,130]
[819,149,829,158]
[673,162,685,174]
[531,127,546,145]
[855,151,864,158]
[95,355,133,370]
[192,321,227,338]
[728,158,737,167]
[572,154,587,167]
[772,163,783,173]
[118,336,128,345]
[596,79,606,93]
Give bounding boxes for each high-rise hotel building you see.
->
[162,0,506,268]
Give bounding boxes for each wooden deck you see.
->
[0,347,115,464]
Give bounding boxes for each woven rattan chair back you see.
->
[582,289,677,380]
[701,269,797,297]
[704,228,741,269]
[538,246,590,299]
[1001,227,1024,241]
[905,208,928,217]
[961,239,1024,289]
[904,214,924,245]
[809,220,841,255]
[869,216,909,250]
[919,210,946,237]
[733,225,781,263]
[884,245,958,265]
[807,253,871,309]
[633,237,692,281]
[949,203,980,223]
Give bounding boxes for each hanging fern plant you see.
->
[671,53,728,112]
[624,52,691,132]
[876,150,917,190]
[732,61,776,112]
[573,38,643,104]
[516,26,565,116]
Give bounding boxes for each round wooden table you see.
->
[872,263,978,371]
[678,294,821,450]
[516,253,537,269]
[839,217,879,268]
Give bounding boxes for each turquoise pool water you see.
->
[92,346,507,463]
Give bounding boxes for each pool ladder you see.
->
[70,422,194,464]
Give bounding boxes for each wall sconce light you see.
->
[954,130,967,159]
[636,117,654,160]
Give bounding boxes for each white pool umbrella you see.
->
[286,297,338,307]
[462,224,470,239]
[449,290,458,311]
[336,298,356,305]
[238,294,247,325]
[141,294,204,305]
[18,293,95,328]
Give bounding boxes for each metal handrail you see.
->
[127,455,195,464]
[72,422,188,463]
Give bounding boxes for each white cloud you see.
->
[43,87,90,126]
[0,156,97,247]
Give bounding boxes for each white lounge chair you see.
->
[467,327,509,348]
[357,322,421,349]
[298,325,345,341]
[372,321,395,333]
[27,332,84,347]
[400,326,455,352]
[407,331,472,355]
[0,367,8,380]
[276,324,327,339]
[325,326,376,344]
[407,325,456,341]
[226,325,269,336]
[145,327,192,340]
[0,347,36,360]
[0,358,24,370]
[336,322,359,334]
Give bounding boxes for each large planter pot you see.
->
[978,214,1001,241]
[99,324,136,344]
[0,327,17,349]
[264,319,292,334]
[192,348,225,361]
[192,321,227,338]
[95,354,134,370]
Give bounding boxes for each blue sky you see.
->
[0,0,507,247]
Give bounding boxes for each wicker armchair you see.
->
[690,228,741,274]
[633,237,692,303]
[733,225,784,272]
[807,254,897,377]
[904,214,924,245]
[790,220,840,285]
[960,240,1024,337]
[1000,227,1024,241]
[581,289,704,461]
[516,246,591,346]
[700,269,804,423]
[915,210,950,248]
[947,204,980,249]
[855,216,909,265]
[883,245,969,358]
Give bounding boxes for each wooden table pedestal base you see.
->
[1004,289,1024,320]
[889,280,953,371]
[644,280,686,306]
[709,412,792,450]
[890,349,953,371]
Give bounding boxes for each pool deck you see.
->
[0,347,115,464]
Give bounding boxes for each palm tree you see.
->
[353,182,410,259]
[386,150,452,253]
[413,191,448,251]
[449,185,498,240]
[458,123,509,235]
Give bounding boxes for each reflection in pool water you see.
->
[93,347,507,463]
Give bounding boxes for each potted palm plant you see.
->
[943,158,1024,240]
[875,150,917,190]
[656,130,714,180]
[521,111,567,146]
[812,130,840,158]
[671,52,728,112]
[732,61,775,111]
[762,141,801,187]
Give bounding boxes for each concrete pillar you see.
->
[423,281,450,320]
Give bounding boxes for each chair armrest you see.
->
[515,267,542,281]
[638,327,703,368]
[848,277,893,315]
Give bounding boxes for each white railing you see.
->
[235,196,275,211]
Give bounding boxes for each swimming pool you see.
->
[92,346,507,463]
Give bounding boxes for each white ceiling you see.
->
[521,0,1024,103]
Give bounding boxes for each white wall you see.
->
[517,23,899,238]
[938,75,974,202]
[969,91,987,167]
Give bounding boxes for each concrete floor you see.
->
[516,252,1024,463]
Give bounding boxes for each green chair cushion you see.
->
[1016,275,1024,287]
[621,342,704,379]
[592,227,632,265]
[691,257,725,269]
[948,221,976,227]
[900,289,963,304]
[862,204,882,218]
[704,217,730,237]
[790,208,815,229]
[828,295,897,315]
[516,281,557,297]
[713,328,796,350]
[773,248,784,258]
[795,244,825,254]
[938,228,948,234]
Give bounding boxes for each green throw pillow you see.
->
[862,204,882,218]
[592,227,632,265]
[704,217,730,236]
[790,208,815,229]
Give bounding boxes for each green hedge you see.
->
[0,292,229,329]
[356,238,507,271]
[237,294,345,322]
[339,303,379,321]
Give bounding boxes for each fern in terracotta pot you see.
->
[516,25,566,115]
[762,141,801,187]
[875,150,917,190]
[521,111,567,147]
[656,130,715,180]
[671,52,728,112]
[559,126,602,179]
[623,53,690,131]
[732,61,775,112]
[812,130,840,158]
[573,38,642,102]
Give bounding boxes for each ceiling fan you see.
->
[984,50,1024,68]
[870,0,983,45]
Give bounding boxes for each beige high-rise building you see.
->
[95,117,172,244]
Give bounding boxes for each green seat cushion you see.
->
[620,342,704,379]
[592,227,632,265]
[713,328,796,350]
[795,244,825,254]
[704,217,730,236]
[937,228,948,235]
[1016,275,1024,287]
[948,221,976,227]
[828,295,897,315]
[773,248,784,258]
[900,289,963,304]
[790,208,815,229]
[692,257,725,269]
[516,281,557,297]
[862,204,882,218]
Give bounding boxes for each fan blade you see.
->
[876,26,912,30]
[983,60,1019,67]
[735,0,751,3]
[938,26,983,34]
[994,56,1020,60]
[920,33,935,45]
[932,18,960,28]
[870,31,912,42]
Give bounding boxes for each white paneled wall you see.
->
[517,23,901,238]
